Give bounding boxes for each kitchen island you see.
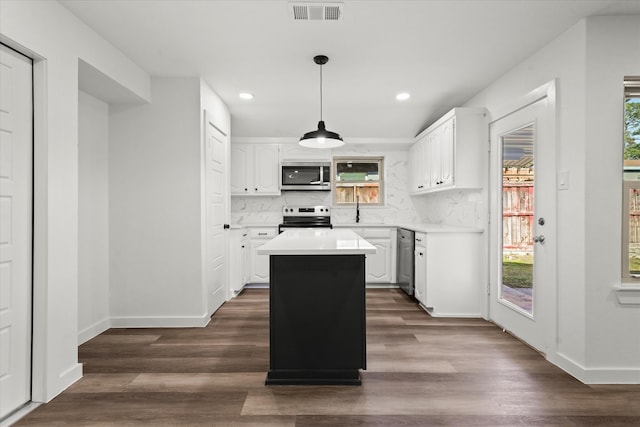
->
[258,228,376,385]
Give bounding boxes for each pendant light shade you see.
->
[299,55,344,148]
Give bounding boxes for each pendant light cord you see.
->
[319,63,323,121]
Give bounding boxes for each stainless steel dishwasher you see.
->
[396,228,415,296]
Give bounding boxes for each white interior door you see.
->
[205,113,228,315]
[0,44,33,419]
[489,83,557,354]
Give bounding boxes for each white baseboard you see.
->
[366,283,399,289]
[50,363,83,402]
[109,314,210,328]
[78,318,110,345]
[549,352,640,384]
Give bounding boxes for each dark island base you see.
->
[265,369,361,385]
[266,254,367,386]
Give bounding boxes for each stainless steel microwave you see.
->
[280,161,331,191]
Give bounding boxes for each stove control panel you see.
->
[282,206,331,217]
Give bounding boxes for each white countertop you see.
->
[332,223,484,233]
[257,229,377,256]
[232,223,483,233]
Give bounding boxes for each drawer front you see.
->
[250,228,277,239]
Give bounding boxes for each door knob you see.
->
[533,235,545,244]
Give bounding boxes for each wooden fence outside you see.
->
[630,188,640,245]
[503,182,534,251]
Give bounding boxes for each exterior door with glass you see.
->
[488,83,556,354]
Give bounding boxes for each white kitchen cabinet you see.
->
[414,231,483,317]
[350,227,396,284]
[230,143,280,195]
[413,233,427,304]
[409,136,430,193]
[410,107,486,195]
[248,227,277,283]
[229,228,249,295]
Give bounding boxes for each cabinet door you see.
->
[414,138,429,193]
[254,144,280,194]
[421,135,432,191]
[409,142,421,193]
[366,239,391,283]
[429,126,442,187]
[241,235,250,284]
[230,144,251,194]
[414,247,426,304]
[438,117,455,188]
[250,240,270,283]
[229,230,243,293]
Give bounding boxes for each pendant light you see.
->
[299,55,344,148]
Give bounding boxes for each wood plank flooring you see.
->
[15,289,640,426]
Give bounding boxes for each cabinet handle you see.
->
[242,233,248,237]
[244,188,248,191]
[241,245,245,248]
[416,238,422,242]
[418,185,424,189]
[258,232,267,236]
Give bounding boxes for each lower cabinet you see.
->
[229,229,249,295]
[414,233,427,303]
[249,227,277,283]
[348,227,396,284]
[414,232,483,317]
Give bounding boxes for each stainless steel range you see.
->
[278,205,332,233]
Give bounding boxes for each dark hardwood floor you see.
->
[16,289,640,426]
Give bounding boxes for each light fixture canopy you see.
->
[299,55,344,148]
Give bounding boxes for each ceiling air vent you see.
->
[290,2,343,21]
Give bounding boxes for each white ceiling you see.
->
[60,0,640,139]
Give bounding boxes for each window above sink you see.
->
[333,156,384,206]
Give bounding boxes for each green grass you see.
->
[503,261,533,288]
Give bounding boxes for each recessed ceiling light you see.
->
[239,92,254,100]
[396,92,410,101]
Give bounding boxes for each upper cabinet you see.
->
[410,108,487,195]
[231,143,280,195]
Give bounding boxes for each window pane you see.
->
[623,92,640,278]
[356,185,380,204]
[335,186,355,203]
[336,162,380,182]
[629,187,640,275]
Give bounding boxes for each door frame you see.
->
[487,80,558,356]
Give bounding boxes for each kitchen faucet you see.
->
[356,195,360,223]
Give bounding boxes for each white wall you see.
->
[583,16,640,376]
[230,144,420,226]
[0,0,150,401]
[109,77,209,326]
[78,90,110,344]
[465,16,640,382]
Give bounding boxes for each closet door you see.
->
[0,44,33,418]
